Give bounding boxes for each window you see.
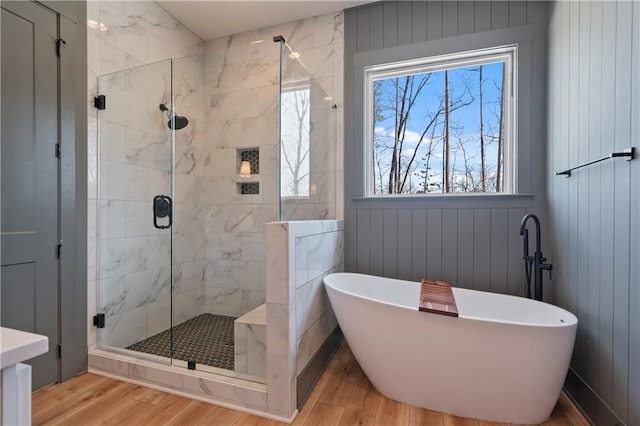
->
[280,79,311,197]
[365,46,516,195]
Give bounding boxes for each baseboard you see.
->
[296,327,343,409]
[564,368,624,426]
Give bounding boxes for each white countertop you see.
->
[0,327,48,369]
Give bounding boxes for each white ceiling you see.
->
[156,0,373,41]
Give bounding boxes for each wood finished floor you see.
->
[32,342,588,426]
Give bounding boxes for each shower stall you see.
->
[93,37,337,385]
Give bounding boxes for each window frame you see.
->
[363,45,518,197]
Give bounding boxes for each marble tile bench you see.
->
[234,304,266,378]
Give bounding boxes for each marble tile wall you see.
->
[87,1,205,349]
[202,26,279,320]
[203,13,344,319]
[234,304,267,377]
[265,220,344,417]
[88,219,342,420]
[89,349,271,415]
[85,5,345,419]
[88,4,344,354]
[171,55,207,328]
[293,232,343,375]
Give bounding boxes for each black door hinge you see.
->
[94,95,106,110]
[56,241,62,258]
[56,38,66,57]
[93,313,105,328]
[55,143,61,158]
[56,344,62,359]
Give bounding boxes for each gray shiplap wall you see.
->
[344,2,549,298]
[547,1,639,424]
[354,207,529,295]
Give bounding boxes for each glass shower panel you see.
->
[279,43,337,220]
[168,55,221,373]
[96,60,174,361]
[169,42,276,382]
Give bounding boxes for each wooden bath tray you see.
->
[419,279,459,317]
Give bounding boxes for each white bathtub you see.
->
[324,273,577,424]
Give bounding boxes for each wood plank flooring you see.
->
[32,343,588,425]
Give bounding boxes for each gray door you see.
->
[1,1,60,390]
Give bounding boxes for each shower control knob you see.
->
[153,195,172,229]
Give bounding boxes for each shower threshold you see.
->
[87,346,280,421]
[127,313,235,371]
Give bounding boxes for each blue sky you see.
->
[373,61,505,193]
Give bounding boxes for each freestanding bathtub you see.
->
[324,273,577,424]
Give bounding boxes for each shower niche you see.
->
[238,182,260,195]
[236,148,260,195]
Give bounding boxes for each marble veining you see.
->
[92,0,206,351]
[175,148,197,174]
[224,206,261,233]
[99,200,126,239]
[234,304,267,378]
[264,220,344,417]
[101,306,148,348]
[90,3,343,419]
[206,286,242,317]
[125,129,171,170]
[246,324,267,377]
[125,266,172,310]
[307,231,344,281]
[126,1,182,52]
[295,275,329,339]
[241,290,266,314]
[98,237,147,279]
[98,275,127,317]
[172,260,205,293]
[99,2,148,63]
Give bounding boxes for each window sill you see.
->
[351,193,534,209]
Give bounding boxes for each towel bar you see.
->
[555,147,635,177]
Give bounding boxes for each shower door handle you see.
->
[153,195,172,229]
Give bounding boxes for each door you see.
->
[95,60,174,359]
[1,1,60,390]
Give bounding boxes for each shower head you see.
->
[159,103,189,130]
[170,115,189,130]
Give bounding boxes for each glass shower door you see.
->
[96,60,174,361]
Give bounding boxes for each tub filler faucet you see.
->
[519,213,552,301]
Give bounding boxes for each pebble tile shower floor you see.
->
[127,313,236,370]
